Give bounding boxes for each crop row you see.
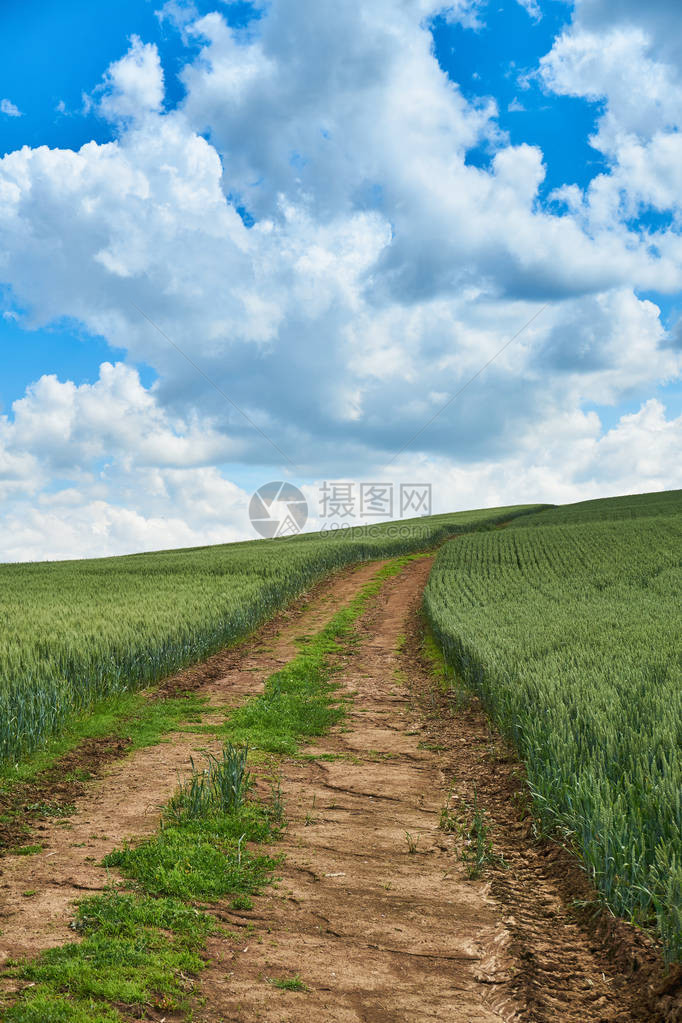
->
[424,506,682,959]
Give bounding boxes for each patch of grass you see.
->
[295,751,359,763]
[268,974,309,991]
[104,743,280,903]
[420,625,471,711]
[0,693,212,856]
[4,758,279,1022]
[225,557,417,756]
[12,845,42,856]
[226,655,346,755]
[230,894,253,911]
[27,801,75,819]
[3,891,218,1022]
[420,627,450,691]
[103,805,278,902]
[0,692,209,789]
[168,742,252,820]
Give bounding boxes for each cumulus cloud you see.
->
[569,0,682,68]
[95,35,165,122]
[540,1,682,229]
[0,485,249,563]
[362,399,682,519]
[0,363,251,560]
[2,364,680,561]
[0,0,681,558]
[5,362,239,471]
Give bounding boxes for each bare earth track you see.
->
[198,558,668,1023]
[1,555,677,1020]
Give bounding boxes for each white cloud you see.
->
[0,363,252,560]
[0,488,248,563]
[540,3,682,228]
[514,0,541,21]
[96,35,165,122]
[440,1,487,30]
[0,99,21,118]
[5,362,239,471]
[569,0,682,68]
[2,362,680,561]
[356,399,682,517]
[156,0,199,32]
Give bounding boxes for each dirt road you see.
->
[197,557,658,1023]
[0,556,667,1021]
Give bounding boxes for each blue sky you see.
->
[431,2,609,194]
[0,0,681,559]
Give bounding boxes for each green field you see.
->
[3,489,681,961]
[424,489,682,959]
[0,505,534,767]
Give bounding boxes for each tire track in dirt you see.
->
[195,557,658,1023]
[401,611,671,1022]
[0,559,386,970]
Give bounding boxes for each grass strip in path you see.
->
[223,556,419,755]
[1,556,419,1022]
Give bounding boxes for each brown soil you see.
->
[2,555,678,1021]
[0,736,131,854]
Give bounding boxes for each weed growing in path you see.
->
[268,974,309,991]
[404,831,419,854]
[168,742,251,820]
[3,742,278,1022]
[460,792,505,880]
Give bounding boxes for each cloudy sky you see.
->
[1,0,681,560]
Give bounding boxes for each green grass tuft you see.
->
[103,807,278,902]
[268,973,309,991]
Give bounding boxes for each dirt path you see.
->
[0,559,386,967]
[1,555,665,1020]
[196,558,653,1023]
